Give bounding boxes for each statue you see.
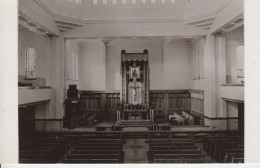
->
[129,62,141,105]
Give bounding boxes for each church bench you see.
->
[231,157,244,163]
[67,153,120,160]
[153,154,206,159]
[208,141,243,155]
[19,158,42,163]
[19,153,47,159]
[227,153,244,163]
[219,149,244,162]
[213,143,244,158]
[20,144,63,155]
[63,158,118,163]
[71,149,121,154]
[77,142,122,146]
[78,138,123,142]
[205,139,243,154]
[154,158,211,163]
[19,139,69,163]
[77,143,122,147]
[204,136,243,151]
[150,149,202,154]
[150,142,194,146]
[150,146,198,150]
[75,146,122,150]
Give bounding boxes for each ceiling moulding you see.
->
[186,16,216,30]
[209,0,243,34]
[19,19,49,37]
[35,0,232,25]
[19,0,60,36]
[214,15,244,34]
[183,0,233,23]
[62,22,208,39]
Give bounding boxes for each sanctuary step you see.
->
[117,120,151,127]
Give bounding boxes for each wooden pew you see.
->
[150,146,198,151]
[19,135,69,163]
[74,146,122,150]
[71,149,120,154]
[213,143,244,159]
[154,158,211,163]
[63,158,118,163]
[205,138,243,154]
[151,149,201,154]
[227,153,244,163]
[154,154,206,159]
[219,149,244,162]
[231,157,244,163]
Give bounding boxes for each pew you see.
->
[203,134,244,163]
[154,158,211,163]
[220,149,244,162]
[63,158,118,163]
[227,153,244,163]
[149,138,211,163]
[64,136,124,163]
[19,133,69,163]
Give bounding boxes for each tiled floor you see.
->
[123,139,149,163]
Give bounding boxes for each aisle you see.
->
[123,139,149,163]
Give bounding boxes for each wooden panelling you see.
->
[106,93,120,110]
[79,91,120,121]
[191,98,204,114]
[150,90,191,117]
[79,90,204,121]
[169,92,190,111]
[189,89,204,117]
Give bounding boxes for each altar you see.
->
[116,50,154,124]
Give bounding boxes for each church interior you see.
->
[14,0,246,164]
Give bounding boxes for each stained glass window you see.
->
[26,47,36,80]
[236,45,244,78]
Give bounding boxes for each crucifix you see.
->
[129,77,140,103]
[128,62,141,104]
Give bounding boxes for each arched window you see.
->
[236,45,244,78]
[26,47,36,79]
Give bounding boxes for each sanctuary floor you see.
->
[62,122,211,132]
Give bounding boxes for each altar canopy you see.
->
[121,49,150,110]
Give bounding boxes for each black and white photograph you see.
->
[1,0,260,165]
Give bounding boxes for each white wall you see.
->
[18,29,52,86]
[78,40,106,90]
[225,27,244,84]
[105,39,192,91]
[163,41,192,89]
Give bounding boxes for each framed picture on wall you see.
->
[129,66,140,79]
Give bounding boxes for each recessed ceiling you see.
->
[19,0,237,38]
[31,0,232,32]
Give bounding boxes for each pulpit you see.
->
[117,49,154,124]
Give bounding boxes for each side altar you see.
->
[116,50,154,124]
